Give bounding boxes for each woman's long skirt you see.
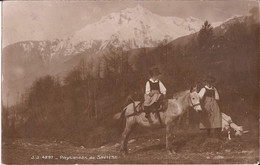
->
[200,97,222,129]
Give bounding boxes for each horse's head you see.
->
[189,86,202,112]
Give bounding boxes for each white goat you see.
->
[222,112,248,140]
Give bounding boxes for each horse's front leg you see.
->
[166,122,176,154]
[120,121,135,155]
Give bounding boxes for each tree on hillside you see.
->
[104,47,131,97]
[198,21,214,52]
[63,60,93,118]
[23,75,64,137]
[64,68,83,85]
[249,7,259,23]
[2,105,11,138]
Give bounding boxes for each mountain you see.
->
[167,15,245,47]
[4,5,210,57]
[3,5,240,105]
[70,5,206,50]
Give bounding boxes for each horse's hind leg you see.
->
[120,120,135,155]
[166,124,172,153]
[166,122,176,154]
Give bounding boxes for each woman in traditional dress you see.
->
[143,67,166,118]
[199,75,222,138]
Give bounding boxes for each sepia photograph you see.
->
[1,0,259,164]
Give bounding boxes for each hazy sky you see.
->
[3,0,258,47]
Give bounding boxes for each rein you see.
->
[125,102,143,118]
[189,96,201,108]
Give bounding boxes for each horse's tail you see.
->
[113,107,127,133]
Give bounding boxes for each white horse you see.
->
[113,87,202,155]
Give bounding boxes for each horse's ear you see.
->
[190,86,194,93]
[190,85,198,93]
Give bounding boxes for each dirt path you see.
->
[3,131,259,164]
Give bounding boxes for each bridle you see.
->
[189,95,201,108]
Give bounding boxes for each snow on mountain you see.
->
[4,5,205,63]
[70,5,205,50]
[219,15,245,29]
[8,5,224,61]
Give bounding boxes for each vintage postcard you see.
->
[2,0,259,164]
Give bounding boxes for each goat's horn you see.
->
[243,130,249,133]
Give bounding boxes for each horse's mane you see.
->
[172,90,190,100]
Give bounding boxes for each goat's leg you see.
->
[228,130,231,140]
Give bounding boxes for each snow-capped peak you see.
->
[70,5,206,50]
[16,5,225,60]
[124,4,152,15]
[5,4,244,64]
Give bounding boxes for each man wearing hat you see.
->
[198,75,222,138]
[143,67,166,118]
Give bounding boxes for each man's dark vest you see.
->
[204,88,215,98]
[149,80,160,92]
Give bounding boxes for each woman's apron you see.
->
[200,96,222,129]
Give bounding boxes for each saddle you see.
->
[144,99,168,127]
[126,99,167,115]
[145,99,168,113]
